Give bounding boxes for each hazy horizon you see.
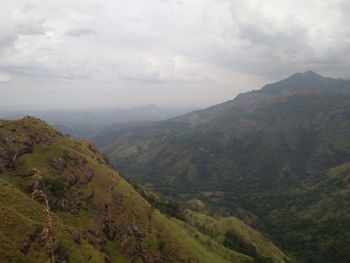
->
[1,0,350,109]
[0,103,199,112]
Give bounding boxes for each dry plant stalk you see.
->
[31,168,55,263]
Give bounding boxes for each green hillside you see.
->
[133,187,288,263]
[182,209,288,263]
[95,72,350,262]
[0,117,277,262]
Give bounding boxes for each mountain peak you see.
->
[260,70,348,94]
[287,70,324,81]
[303,70,322,77]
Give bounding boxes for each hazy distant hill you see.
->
[0,104,192,138]
[95,72,350,262]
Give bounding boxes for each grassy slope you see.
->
[0,178,105,263]
[183,210,288,263]
[0,117,257,263]
[154,213,253,263]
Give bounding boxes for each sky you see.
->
[0,0,349,109]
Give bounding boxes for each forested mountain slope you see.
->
[95,72,350,262]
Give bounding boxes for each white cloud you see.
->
[65,28,97,37]
[0,0,349,108]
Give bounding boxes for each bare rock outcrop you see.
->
[0,136,33,170]
[50,158,66,175]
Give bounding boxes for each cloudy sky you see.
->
[0,0,349,109]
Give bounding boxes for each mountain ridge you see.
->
[95,72,350,262]
[169,71,350,126]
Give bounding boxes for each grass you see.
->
[183,210,288,263]
[0,117,264,262]
[0,178,105,263]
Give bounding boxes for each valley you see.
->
[1,73,349,263]
[94,72,350,263]
[1,1,349,262]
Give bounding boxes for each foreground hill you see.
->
[95,72,350,262]
[0,117,274,263]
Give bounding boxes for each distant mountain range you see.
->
[94,71,350,263]
[173,71,350,125]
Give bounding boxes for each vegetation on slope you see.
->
[182,210,288,263]
[95,72,350,262]
[0,117,262,263]
[134,187,288,263]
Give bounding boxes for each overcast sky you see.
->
[0,0,349,109]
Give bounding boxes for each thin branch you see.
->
[31,169,55,263]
